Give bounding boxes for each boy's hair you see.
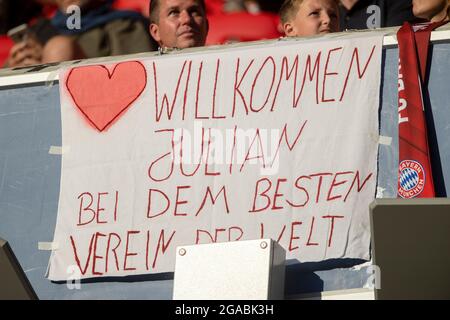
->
[149,0,207,24]
[279,0,303,25]
[279,0,339,25]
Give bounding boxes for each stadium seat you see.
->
[113,0,150,16]
[206,0,224,15]
[42,4,57,18]
[0,36,14,67]
[206,12,282,45]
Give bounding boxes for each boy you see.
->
[280,0,340,37]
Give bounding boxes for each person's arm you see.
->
[42,36,86,63]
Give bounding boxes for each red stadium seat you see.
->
[206,0,224,15]
[42,5,57,18]
[113,0,150,16]
[206,12,282,45]
[0,36,14,67]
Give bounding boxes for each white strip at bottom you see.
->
[288,288,375,300]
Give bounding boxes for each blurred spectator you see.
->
[4,0,156,68]
[149,0,209,49]
[243,0,261,13]
[339,0,419,30]
[2,0,62,67]
[0,0,43,35]
[412,0,450,23]
[49,0,156,58]
[6,36,46,67]
[280,0,340,37]
[223,0,246,12]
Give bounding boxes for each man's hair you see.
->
[279,0,339,25]
[149,0,207,24]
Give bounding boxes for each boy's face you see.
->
[284,0,339,37]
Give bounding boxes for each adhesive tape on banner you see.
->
[45,61,80,88]
[376,186,386,198]
[38,242,59,251]
[49,146,71,155]
[45,69,59,88]
[378,135,392,146]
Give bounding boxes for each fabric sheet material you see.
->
[47,35,383,280]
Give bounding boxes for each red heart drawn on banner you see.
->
[66,61,147,132]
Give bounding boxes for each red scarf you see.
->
[396,21,447,198]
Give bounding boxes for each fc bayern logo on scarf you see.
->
[398,160,426,198]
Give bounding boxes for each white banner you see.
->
[48,35,383,281]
